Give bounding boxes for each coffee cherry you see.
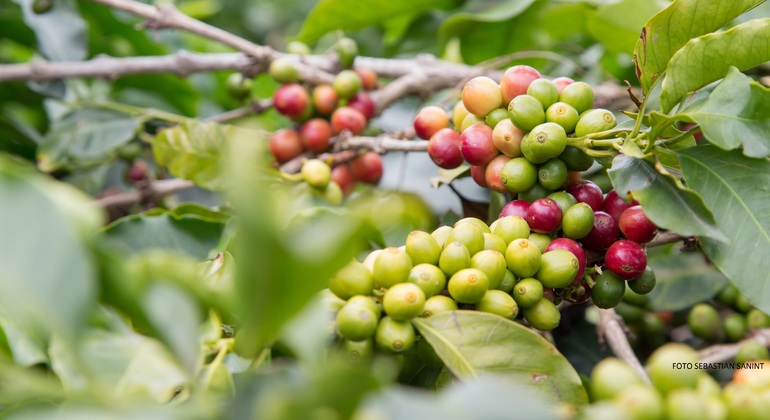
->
[538,158,568,190]
[300,118,333,152]
[286,41,311,55]
[462,76,503,117]
[561,202,595,240]
[225,73,253,100]
[492,215,530,244]
[126,159,148,183]
[328,259,373,303]
[527,122,568,160]
[527,78,559,109]
[647,343,699,394]
[414,106,449,140]
[627,266,656,295]
[735,294,753,313]
[665,390,710,420]
[452,100,471,129]
[333,70,362,99]
[505,238,542,278]
[375,316,415,352]
[349,151,383,184]
[499,199,530,219]
[522,298,560,331]
[405,231,440,265]
[408,263,447,298]
[519,183,551,203]
[460,124,497,166]
[495,270,515,293]
[590,358,644,401]
[447,223,485,256]
[736,342,770,364]
[431,226,453,249]
[455,217,491,233]
[547,191,577,214]
[500,65,541,103]
[383,283,426,321]
[448,268,489,304]
[269,58,299,84]
[499,158,537,195]
[603,189,639,221]
[348,294,382,317]
[724,313,748,342]
[481,108,506,129]
[551,76,575,94]
[336,302,378,341]
[347,92,375,120]
[476,290,519,320]
[559,81,594,114]
[439,241,471,276]
[536,250,578,289]
[545,102,579,134]
[426,128,462,170]
[605,239,647,280]
[343,338,374,363]
[512,278,543,309]
[688,303,723,341]
[484,155,511,194]
[622,282,648,308]
[471,250,507,290]
[312,84,339,115]
[422,295,458,317]
[331,164,356,197]
[301,159,332,188]
[372,247,412,289]
[747,308,770,329]
[619,205,657,244]
[567,179,604,211]
[483,233,507,254]
[528,233,552,253]
[354,68,378,90]
[269,129,304,163]
[591,271,625,309]
[492,118,525,157]
[546,238,586,285]
[559,146,595,172]
[470,165,488,188]
[273,84,309,117]
[460,114,485,131]
[335,37,358,69]
[526,198,563,234]
[362,249,382,272]
[574,108,617,137]
[508,94,546,131]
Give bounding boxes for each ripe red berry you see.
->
[312,84,339,115]
[427,128,463,169]
[355,68,378,90]
[499,199,530,219]
[331,106,367,135]
[470,165,488,188]
[269,129,304,163]
[568,179,604,211]
[603,189,639,222]
[126,160,148,183]
[619,205,657,244]
[551,76,575,95]
[348,92,375,120]
[581,211,619,250]
[300,118,333,152]
[605,239,647,280]
[526,198,563,234]
[460,124,497,166]
[500,65,542,103]
[414,106,449,140]
[546,238,586,286]
[273,84,309,117]
[331,164,357,196]
[350,151,383,185]
[485,155,511,194]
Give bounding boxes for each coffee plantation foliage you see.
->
[0,0,769,418]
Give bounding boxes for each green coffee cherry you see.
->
[537,158,568,190]
[372,247,412,289]
[383,283,426,321]
[574,109,617,137]
[536,250,579,289]
[421,295,458,317]
[343,338,374,362]
[590,358,644,401]
[286,41,311,56]
[485,108,511,129]
[559,146,595,171]
[455,217,491,233]
[500,158,538,193]
[405,230,441,265]
[526,122,568,161]
[336,302,378,341]
[408,263,447,298]
[471,250,507,290]
[375,316,415,353]
[446,222,485,256]
[647,343,699,394]
[336,37,358,69]
[622,284,649,308]
[497,269,517,293]
[591,271,625,309]
[333,70,362,99]
[329,260,373,300]
[461,114,486,131]
[736,341,770,364]
[561,203,595,240]
[301,159,332,188]
[527,233,552,253]
[476,290,519,320]
[439,241,471,276]
[546,191,577,214]
[505,238,542,278]
[545,102,579,134]
[559,81,594,114]
[627,266,656,295]
[695,371,721,397]
[225,73,253,100]
[483,233,508,254]
[508,95,546,131]
[520,133,549,164]
[715,284,739,306]
[723,313,748,342]
[747,308,770,329]
[512,277,544,309]
[527,79,559,109]
[688,304,723,342]
[614,384,665,420]
[492,215,531,244]
[347,295,382,317]
[522,298,560,331]
[734,294,753,313]
[269,57,300,84]
[431,225,453,249]
[447,268,489,303]
[615,301,645,323]
[322,182,343,205]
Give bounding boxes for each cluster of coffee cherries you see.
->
[579,344,770,420]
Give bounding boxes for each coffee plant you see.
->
[0,0,768,418]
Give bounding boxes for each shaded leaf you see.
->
[587,0,667,55]
[14,0,86,62]
[647,251,728,311]
[679,146,770,315]
[607,155,727,241]
[412,311,588,406]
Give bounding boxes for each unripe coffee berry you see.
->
[383,283,426,321]
[462,76,503,117]
[301,159,332,188]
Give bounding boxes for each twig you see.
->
[96,178,196,209]
[203,98,273,123]
[698,329,770,364]
[598,308,652,384]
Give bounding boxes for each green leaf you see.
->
[38,109,140,172]
[296,0,454,43]
[660,18,770,112]
[647,250,728,311]
[633,0,764,94]
[103,205,226,260]
[552,318,613,376]
[607,155,727,241]
[587,0,667,55]
[679,146,770,315]
[673,67,770,158]
[0,155,100,346]
[14,0,86,62]
[412,311,588,406]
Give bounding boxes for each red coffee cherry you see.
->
[546,238,586,286]
[603,189,639,222]
[499,199,530,219]
[605,239,647,280]
[348,92,376,120]
[470,165,488,188]
[350,151,383,185]
[500,65,542,103]
[427,128,464,169]
[312,84,339,115]
[273,84,309,117]
[485,155,511,194]
[460,124,497,166]
[300,118,333,153]
[526,198,563,234]
[567,179,604,211]
[269,129,304,163]
[581,211,619,250]
[331,164,357,196]
[414,106,449,140]
[331,106,367,135]
[619,205,658,244]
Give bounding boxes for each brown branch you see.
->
[698,328,770,364]
[96,178,196,209]
[203,98,273,123]
[598,308,652,384]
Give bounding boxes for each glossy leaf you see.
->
[633,0,764,94]
[38,109,139,172]
[15,0,86,62]
[412,310,588,406]
[674,67,770,158]
[607,155,727,241]
[679,146,770,314]
[647,250,728,311]
[660,19,770,112]
[587,0,667,55]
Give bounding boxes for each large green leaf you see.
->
[647,250,729,311]
[607,155,727,241]
[296,0,454,43]
[38,109,140,172]
[633,0,764,94]
[14,0,86,62]
[587,0,667,55]
[0,155,100,346]
[679,146,770,315]
[674,68,770,158]
[412,311,588,406]
[660,19,770,112]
